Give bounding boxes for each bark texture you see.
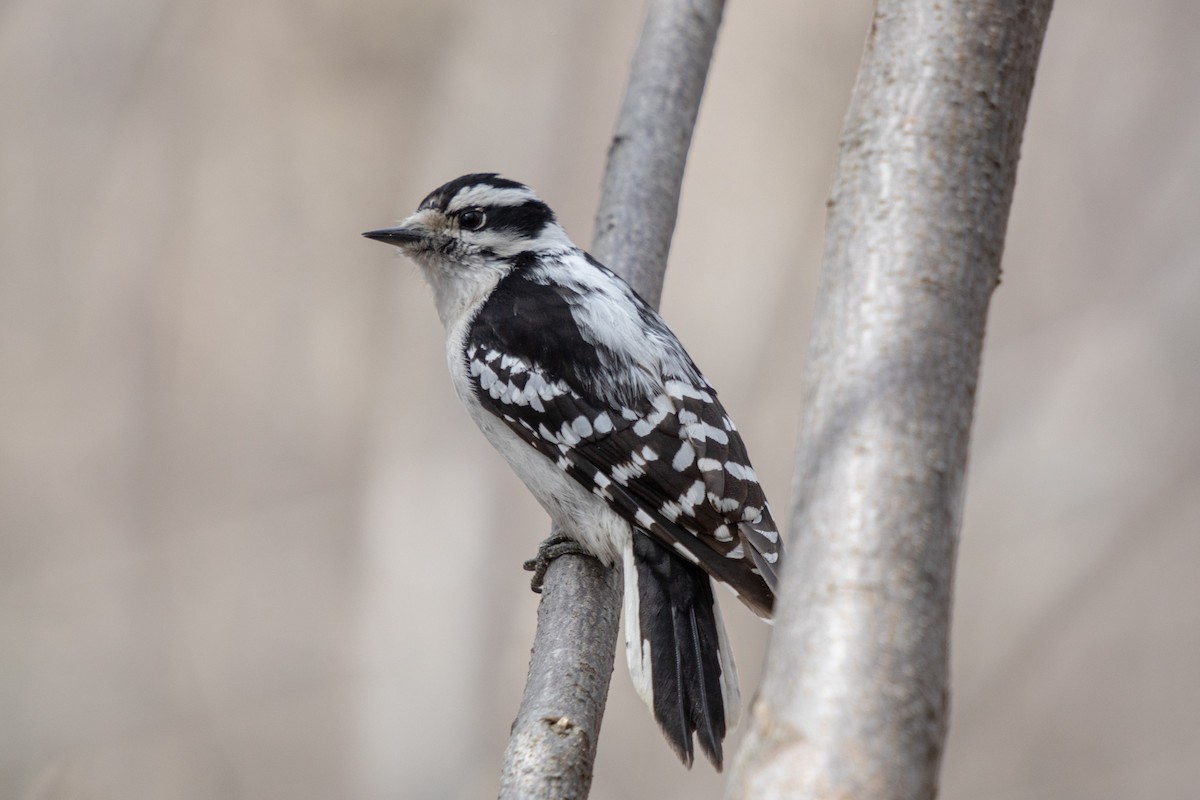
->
[498,1,725,797]
[727,2,1054,798]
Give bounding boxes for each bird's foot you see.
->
[522,533,590,593]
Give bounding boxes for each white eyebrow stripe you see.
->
[451,185,539,209]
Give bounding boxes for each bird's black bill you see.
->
[362,227,424,246]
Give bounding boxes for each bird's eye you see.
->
[459,208,487,231]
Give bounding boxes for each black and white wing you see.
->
[464,261,782,617]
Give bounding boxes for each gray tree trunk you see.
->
[727,2,1054,798]
[498,1,725,797]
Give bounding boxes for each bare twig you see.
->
[727,2,1054,798]
[498,1,726,797]
[591,0,725,308]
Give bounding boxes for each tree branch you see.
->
[498,1,725,797]
[592,0,725,308]
[727,2,1054,798]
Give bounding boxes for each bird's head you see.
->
[364,174,574,326]
[364,173,572,271]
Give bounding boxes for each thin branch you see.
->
[498,1,726,798]
[727,2,1054,798]
[592,0,725,308]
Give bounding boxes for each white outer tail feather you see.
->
[713,585,741,729]
[623,542,655,707]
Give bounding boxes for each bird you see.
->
[363,173,782,770]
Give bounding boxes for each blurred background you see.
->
[2,0,1198,797]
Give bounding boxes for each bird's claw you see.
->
[522,533,590,593]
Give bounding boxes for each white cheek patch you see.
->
[471,229,534,256]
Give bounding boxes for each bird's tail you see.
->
[622,534,740,770]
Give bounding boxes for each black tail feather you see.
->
[631,534,731,770]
